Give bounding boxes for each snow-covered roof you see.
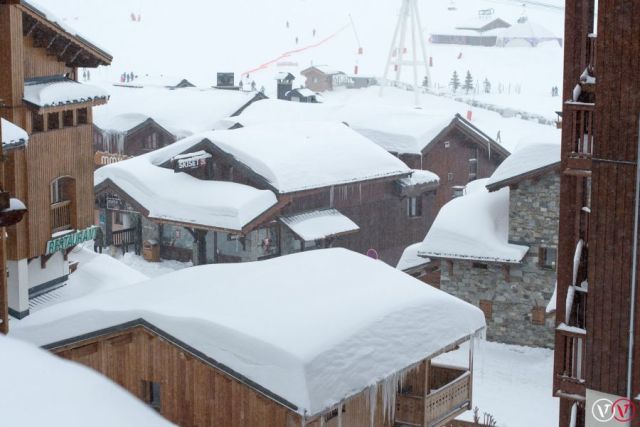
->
[24,78,109,108]
[399,169,440,188]
[228,98,457,155]
[499,19,560,41]
[397,242,431,272]
[418,179,529,263]
[94,136,278,232]
[209,121,411,193]
[0,335,171,427]
[97,113,151,133]
[280,209,359,241]
[303,65,344,75]
[1,118,28,148]
[486,142,560,190]
[294,88,317,98]
[12,248,485,417]
[93,84,262,138]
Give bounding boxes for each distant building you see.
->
[275,72,296,100]
[301,65,350,92]
[430,15,511,47]
[12,249,486,427]
[0,0,111,320]
[287,87,319,103]
[417,143,561,348]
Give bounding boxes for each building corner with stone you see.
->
[412,141,560,348]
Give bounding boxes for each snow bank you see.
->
[94,137,278,231]
[12,248,485,417]
[0,335,172,427]
[419,179,528,263]
[1,118,28,147]
[93,84,260,137]
[210,121,411,193]
[397,242,430,272]
[24,79,109,108]
[486,141,560,189]
[280,209,359,241]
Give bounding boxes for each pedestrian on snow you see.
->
[86,70,91,81]
[295,37,299,44]
[313,28,316,37]
[286,21,290,29]
[496,130,502,143]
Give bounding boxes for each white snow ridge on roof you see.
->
[397,242,430,272]
[280,209,359,241]
[12,248,485,417]
[94,137,277,232]
[24,79,109,108]
[210,121,411,193]
[1,118,28,147]
[0,335,172,427]
[419,179,529,263]
[486,142,560,189]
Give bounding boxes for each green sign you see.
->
[45,226,97,255]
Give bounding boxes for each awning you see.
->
[279,209,359,241]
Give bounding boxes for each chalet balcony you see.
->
[395,364,472,427]
[555,325,586,398]
[50,200,72,234]
[563,102,595,175]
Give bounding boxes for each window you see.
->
[538,246,557,270]
[479,300,493,320]
[47,112,60,130]
[145,133,159,150]
[447,172,454,182]
[472,262,488,270]
[32,112,44,133]
[324,406,346,422]
[142,381,161,412]
[50,178,65,204]
[114,211,123,225]
[452,185,465,199]
[532,306,546,325]
[407,196,422,217]
[63,110,74,127]
[444,141,450,148]
[469,158,478,179]
[77,108,88,125]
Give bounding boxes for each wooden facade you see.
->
[554,1,640,425]
[0,0,111,317]
[48,321,474,427]
[93,119,177,159]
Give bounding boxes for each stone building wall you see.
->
[439,172,560,348]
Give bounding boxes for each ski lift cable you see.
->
[348,14,362,49]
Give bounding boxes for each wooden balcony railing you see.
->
[425,370,472,426]
[111,226,140,255]
[556,325,586,396]
[395,364,472,427]
[50,200,72,234]
[564,102,595,173]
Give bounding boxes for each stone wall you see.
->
[439,172,560,348]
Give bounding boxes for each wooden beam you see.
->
[40,253,54,269]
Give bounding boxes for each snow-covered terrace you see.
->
[93,84,263,138]
[418,179,529,264]
[12,248,485,417]
[94,136,278,233]
[1,118,28,148]
[1,335,171,427]
[209,121,412,193]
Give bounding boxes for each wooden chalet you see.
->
[12,248,486,427]
[94,122,439,266]
[554,0,640,425]
[416,113,509,215]
[300,65,349,92]
[0,0,112,319]
[287,87,319,103]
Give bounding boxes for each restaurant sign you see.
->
[45,226,97,255]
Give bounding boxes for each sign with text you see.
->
[45,226,98,255]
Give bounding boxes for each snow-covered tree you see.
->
[449,71,460,93]
[483,78,492,94]
[463,70,474,94]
